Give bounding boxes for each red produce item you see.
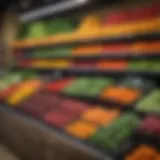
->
[60,99,89,116]
[104,10,130,25]
[139,116,160,136]
[46,78,74,92]
[103,44,133,54]
[21,97,60,117]
[44,110,77,128]
[22,103,54,118]
[21,92,61,106]
[130,4,160,21]
[21,93,62,117]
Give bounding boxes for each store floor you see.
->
[0,144,19,160]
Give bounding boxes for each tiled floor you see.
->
[0,145,19,160]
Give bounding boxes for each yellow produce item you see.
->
[32,60,71,68]
[77,16,101,32]
[7,80,42,105]
[50,60,71,68]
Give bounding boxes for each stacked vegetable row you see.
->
[17,59,160,71]
[16,41,160,59]
[46,76,160,114]
[14,2,160,49]
[14,2,160,71]
[0,72,159,158]
[0,71,160,159]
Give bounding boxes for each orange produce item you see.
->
[66,120,96,139]
[97,60,128,70]
[72,45,103,55]
[103,44,134,54]
[133,41,160,53]
[82,107,120,126]
[101,86,141,105]
[156,155,160,160]
[125,145,158,160]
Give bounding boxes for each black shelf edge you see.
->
[11,67,160,77]
[17,53,160,60]
[0,104,111,160]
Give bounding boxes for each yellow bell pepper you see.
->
[7,80,42,105]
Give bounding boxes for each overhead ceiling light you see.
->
[20,0,90,22]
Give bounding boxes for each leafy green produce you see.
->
[90,113,140,150]
[63,77,114,97]
[136,89,160,113]
[28,22,47,38]
[33,47,72,58]
[46,18,76,35]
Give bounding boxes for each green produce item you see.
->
[16,24,30,40]
[46,18,76,35]
[0,73,22,91]
[28,22,47,38]
[0,71,37,91]
[0,81,9,90]
[85,78,113,97]
[128,61,149,70]
[90,113,140,150]
[128,60,160,71]
[152,61,160,71]
[136,89,160,114]
[63,77,90,95]
[19,71,37,80]
[33,46,72,58]
[63,77,113,97]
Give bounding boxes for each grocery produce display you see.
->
[4,1,160,160]
[0,71,159,159]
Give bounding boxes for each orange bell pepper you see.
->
[101,86,141,105]
[66,120,96,139]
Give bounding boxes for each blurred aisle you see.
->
[0,144,19,160]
